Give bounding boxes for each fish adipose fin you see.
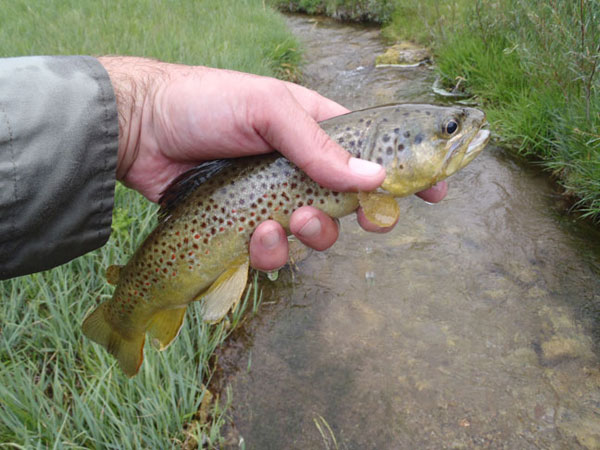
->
[199,255,250,323]
[147,306,187,351]
[82,303,145,377]
[357,192,400,228]
[105,265,123,285]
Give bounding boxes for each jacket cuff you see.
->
[0,56,119,279]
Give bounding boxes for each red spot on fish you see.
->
[171,254,176,260]
[219,227,224,232]
[194,234,200,239]
[239,227,244,232]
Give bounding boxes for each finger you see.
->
[416,181,448,203]
[253,85,385,193]
[249,220,289,271]
[289,206,339,251]
[356,207,397,233]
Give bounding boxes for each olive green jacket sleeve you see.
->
[0,56,119,280]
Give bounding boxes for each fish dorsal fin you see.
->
[105,264,123,285]
[147,306,188,351]
[158,159,232,218]
[357,191,400,228]
[199,255,250,323]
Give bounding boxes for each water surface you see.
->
[226,15,600,449]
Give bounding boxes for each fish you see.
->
[82,103,490,376]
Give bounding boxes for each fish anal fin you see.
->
[199,255,250,323]
[106,265,123,285]
[82,303,145,377]
[357,191,400,228]
[147,306,187,351]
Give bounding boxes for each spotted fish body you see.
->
[83,104,490,376]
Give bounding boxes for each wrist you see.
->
[97,56,167,181]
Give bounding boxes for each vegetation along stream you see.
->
[222,15,600,449]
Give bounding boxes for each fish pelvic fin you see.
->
[147,306,187,351]
[199,255,250,323]
[82,303,145,377]
[357,191,400,228]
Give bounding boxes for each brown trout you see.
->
[83,103,490,376]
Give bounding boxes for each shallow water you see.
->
[226,15,600,449]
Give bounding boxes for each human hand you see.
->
[98,56,446,271]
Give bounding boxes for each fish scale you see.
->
[82,103,490,376]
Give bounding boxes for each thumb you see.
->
[253,87,385,193]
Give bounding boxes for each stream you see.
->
[224,15,600,449]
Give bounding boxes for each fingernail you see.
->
[260,230,280,250]
[348,157,383,177]
[298,217,321,238]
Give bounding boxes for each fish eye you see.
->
[445,120,459,135]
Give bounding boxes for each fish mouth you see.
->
[462,127,490,166]
[467,128,491,155]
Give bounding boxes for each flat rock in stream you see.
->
[375,42,431,67]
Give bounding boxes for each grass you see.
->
[0,0,295,447]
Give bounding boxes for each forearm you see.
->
[0,56,119,279]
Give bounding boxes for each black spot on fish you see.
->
[403,112,410,117]
[358,139,364,147]
[366,119,372,126]
[338,137,345,144]
[386,147,393,155]
[414,133,424,145]
[398,143,405,151]
[394,128,400,134]
[382,134,390,143]
[354,130,360,137]
[349,140,356,147]
[404,131,410,138]
[376,157,383,164]
[425,111,431,116]
[359,118,364,123]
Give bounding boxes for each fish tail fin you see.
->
[82,303,145,377]
[147,306,187,351]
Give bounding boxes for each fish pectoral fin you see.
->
[82,303,145,377]
[199,255,250,324]
[147,306,187,351]
[105,264,123,285]
[357,191,400,228]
